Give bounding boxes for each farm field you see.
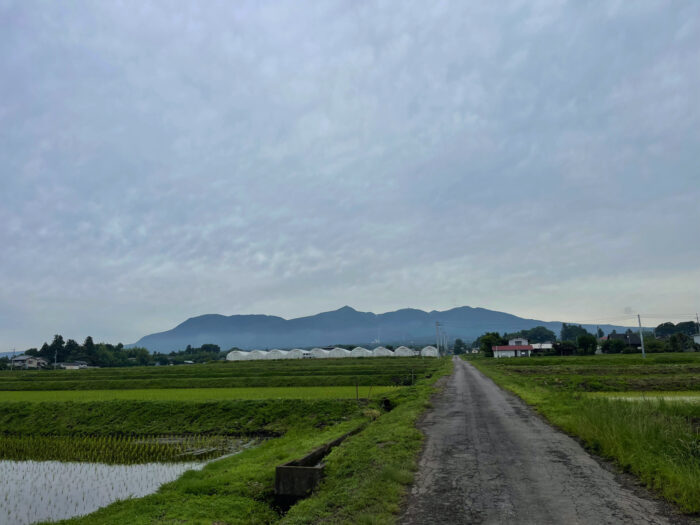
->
[590,391,700,403]
[464,352,700,514]
[0,357,434,390]
[0,385,398,402]
[0,356,451,524]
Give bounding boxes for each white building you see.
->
[247,350,268,360]
[394,346,415,357]
[531,343,553,351]
[420,346,439,357]
[310,348,330,359]
[329,347,351,358]
[492,343,533,358]
[508,338,529,346]
[226,351,249,361]
[266,349,289,360]
[372,346,394,357]
[287,349,311,359]
[350,347,373,358]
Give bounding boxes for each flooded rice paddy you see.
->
[0,437,260,524]
[1,459,203,525]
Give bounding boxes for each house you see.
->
[10,355,48,369]
[492,338,533,358]
[531,343,553,351]
[607,332,641,348]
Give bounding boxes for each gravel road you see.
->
[399,357,694,525]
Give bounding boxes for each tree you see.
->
[560,323,590,342]
[49,334,67,363]
[576,334,597,355]
[669,333,691,352]
[597,327,604,338]
[505,326,557,343]
[643,335,666,353]
[453,338,467,355]
[601,339,626,354]
[478,332,506,357]
[655,321,698,338]
[64,339,80,360]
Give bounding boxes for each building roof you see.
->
[492,345,533,351]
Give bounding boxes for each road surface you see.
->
[399,357,692,525]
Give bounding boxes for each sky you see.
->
[1,0,699,350]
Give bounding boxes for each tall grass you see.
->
[569,398,699,513]
[467,355,700,514]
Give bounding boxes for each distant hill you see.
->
[130,306,627,352]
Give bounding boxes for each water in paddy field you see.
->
[0,460,204,525]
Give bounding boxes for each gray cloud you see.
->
[1,0,699,348]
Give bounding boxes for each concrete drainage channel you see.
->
[274,424,367,509]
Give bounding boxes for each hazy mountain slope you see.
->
[131,306,625,352]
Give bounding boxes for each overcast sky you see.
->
[1,1,699,349]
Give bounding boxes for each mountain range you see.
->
[130,306,627,352]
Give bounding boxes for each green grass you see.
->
[0,386,399,403]
[0,399,365,437]
[463,353,700,513]
[2,356,452,524]
[0,358,439,390]
[28,357,453,524]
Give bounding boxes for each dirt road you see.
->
[400,357,691,525]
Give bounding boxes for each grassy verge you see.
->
[464,354,700,514]
[281,357,453,524]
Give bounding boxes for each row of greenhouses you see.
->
[226,346,439,361]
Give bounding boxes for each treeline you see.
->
[0,335,230,370]
[473,322,699,357]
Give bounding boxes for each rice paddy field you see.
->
[464,352,700,514]
[0,356,451,524]
[0,385,398,402]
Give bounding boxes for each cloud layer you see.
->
[2,1,699,348]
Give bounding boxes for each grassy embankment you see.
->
[463,353,700,513]
[1,357,452,524]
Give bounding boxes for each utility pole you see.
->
[637,314,646,358]
[435,322,441,356]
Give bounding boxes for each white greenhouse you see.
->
[350,347,373,358]
[310,348,330,359]
[420,346,439,357]
[287,349,311,359]
[226,350,249,361]
[394,346,415,357]
[266,349,289,360]
[247,350,268,360]
[372,346,395,357]
[329,347,351,358]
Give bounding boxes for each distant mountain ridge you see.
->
[130,306,626,352]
